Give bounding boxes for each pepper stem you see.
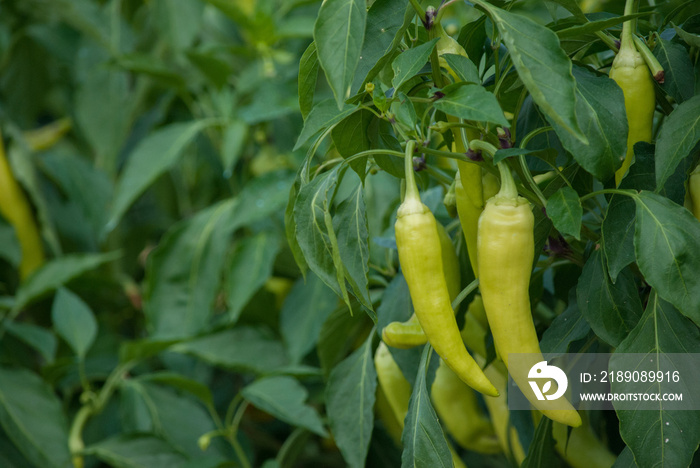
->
[496,162,518,200]
[620,0,639,52]
[404,140,420,202]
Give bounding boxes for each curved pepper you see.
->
[395,141,497,396]
[0,130,44,279]
[477,161,581,426]
[382,221,460,349]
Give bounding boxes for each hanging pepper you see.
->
[394,141,498,396]
[477,158,581,426]
[610,0,655,186]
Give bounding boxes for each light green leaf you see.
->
[441,54,480,84]
[314,0,367,108]
[546,187,582,239]
[299,42,319,119]
[294,99,358,151]
[220,119,248,173]
[391,38,439,91]
[243,376,327,437]
[655,94,700,189]
[433,83,509,127]
[326,332,376,468]
[51,288,97,359]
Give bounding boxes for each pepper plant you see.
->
[1,0,700,467]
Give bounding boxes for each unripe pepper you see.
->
[394,141,498,396]
[382,221,460,349]
[609,2,655,186]
[0,130,44,279]
[477,160,581,426]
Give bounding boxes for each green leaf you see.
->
[480,4,586,144]
[117,54,187,89]
[433,83,509,127]
[51,288,97,359]
[318,305,369,377]
[4,322,57,364]
[314,0,367,108]
[280,274,338,364]
[294,99,358,151]
[299,42,319,119]
[352,0,413,91]
[144,200,236,339]
[401,346,451,467]
[390,92,417,131]
[540,292,590,354]
[673,22,700,48]
[243,376,327,437]
[549,66,627,182]
[185,50,232,89]
[0,217,20,267]
[84,434,187,468]
[0,367,70,468]
[326,332,376,468]
[546,187,582,239]
[172,326,288,374]
[13,252,119,312]
[634,191,700,325]
[333,183,373,314]
[613,446,636,467]
[601,143,655,281]
[154,0,203,50]
[655,94,700,189]
[107,120,215,231]
[653,38,695,104]
[522,418,558,468]
[377,272,413,333]
[220,119,248,173]
[576,250,643,346]
[556,13,647,38]
[331,109,373,179]
[441,54,480,84]
[611,293,700,468]
[226,232,281,324]
[294,166,352,308]
[138,372,214,407]
[391,38,440,91]
[368,118,404,178]
[458,16,488,68]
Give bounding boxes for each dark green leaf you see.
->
[673,22,700,48]
[401,346,451,468]
[13,252,118,312]
[612,293,700,468]
[4,322,57,364]
[243,376,327,437]
[481,4,586,144]
[654,94,700,189]
[522,418,559,468]
[327,333,377,468]
[390,92,417,130]
[84,434,187,468]
[294,99,358,151]
[540,294,590,354]
[612,446,636,467]
[331,109,373,179]
[634,191,700,325]
[137,372,214,407]
[653,38,695,104]
[226,232,281,324]
[51,288,97,359]
[107,120,215,231]
[185,50,232,88]
[317,304,369,377]
[556,13,647,38]
[314,0,367,107]
[280,273,338,364]
[549,66,627,182]
[392,38,439,92]
[0,367,70,468]
[299,42,319,119]
[457,16,488,68]
[377,272,412,334]
[172,326,288,374]
[546,187,582,239]
[368,118,404,178]
[576,250,643,346]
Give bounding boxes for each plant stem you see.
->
[620,0,639,51]
[451,277,479,310]
[579,188,637,202]
[404,141,419,201]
